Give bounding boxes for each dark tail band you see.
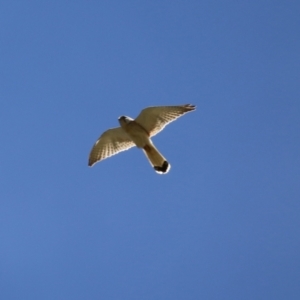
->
[153,161,170,174]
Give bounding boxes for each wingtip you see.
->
[183,104,196,111]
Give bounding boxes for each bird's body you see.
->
[88,104,195,174]
[118,116,150,148]
[118,116,170,173]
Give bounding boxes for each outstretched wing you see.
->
[88,127,135,167]
[135,104,196,137]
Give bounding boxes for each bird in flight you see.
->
[88,104,196,174]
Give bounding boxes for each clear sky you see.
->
[1,1,299,299]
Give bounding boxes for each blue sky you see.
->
[1,1,299,299]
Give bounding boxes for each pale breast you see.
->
[123,121,150,148]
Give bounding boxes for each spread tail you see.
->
[143,144,171,174]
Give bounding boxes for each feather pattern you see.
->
[88,127,135,166]
[135,104,195,137]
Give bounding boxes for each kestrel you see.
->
[88,104,196,174]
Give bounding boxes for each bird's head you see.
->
[118,116,133,127]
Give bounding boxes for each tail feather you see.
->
[143,144,171,174]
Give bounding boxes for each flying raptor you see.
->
[88,104,196,174]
